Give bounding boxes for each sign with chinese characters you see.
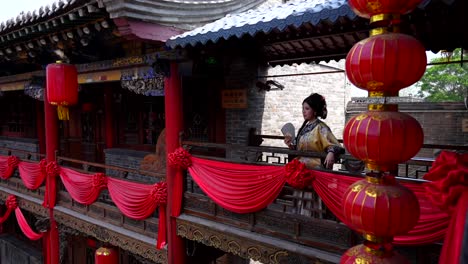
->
[120,66,164,96]
[221,89,247,109]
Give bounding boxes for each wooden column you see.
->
[164,62,186,264]
[44,77,60,264]
[36,101,46,154]
[104,86,114,148]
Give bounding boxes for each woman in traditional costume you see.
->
[284,93,344,169]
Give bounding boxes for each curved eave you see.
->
[102,0,267,29]
[166,1,358,49]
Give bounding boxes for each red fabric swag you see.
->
[15,207,44,240]
[0,155,20,179]
[107,178,165,220]
[188,157,286,214]
[17,160,47,190]
[60,168,107,205]
[0,195,17,223]
[0,195,43,241]
[423,151,468,264]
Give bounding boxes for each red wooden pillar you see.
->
[164,62,186,264]
[104,86,114,149]
[36,101,46,155]
[44,81,60,264]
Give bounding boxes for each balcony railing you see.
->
[180,139,451,261]
[0,148,167,262]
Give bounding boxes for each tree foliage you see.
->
[417,49,468,102]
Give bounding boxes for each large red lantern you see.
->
[46,62,78,120]
[342,176,420,241]
[348,0,423,19]
[95,246,118,264]
[345,32,426,96]
[341,244,410,264]
[343,111,423,172]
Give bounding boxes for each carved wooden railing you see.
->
[55,155,165,238]
[180,140,447,261]
[0,148,167,262]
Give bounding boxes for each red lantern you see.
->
[343,111,423,172]
[95,246,118,264]
[345,33,426,96]
[82,102,95,113]
[341,244,410,264]
[348,0,424,19]
[46,62,78,120]
[342,176,420,241]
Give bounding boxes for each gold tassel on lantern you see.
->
[56,105,69,120]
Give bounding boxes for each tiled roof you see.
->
[166,0,357,48]
[0,0,85,34]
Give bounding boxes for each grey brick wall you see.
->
[346,101,468,157]
[0,137,40,160]
[224,58,350,152]
[104,148,158,183]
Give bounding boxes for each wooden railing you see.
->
[180,139,451,261]
[0,148,165,241]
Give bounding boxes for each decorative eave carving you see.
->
[113,18,184,42]
[176,215,339,264]
[0,189,166,263]
[102,0,268,30]
[54,209,167,263]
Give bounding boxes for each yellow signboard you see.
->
[221,89,247,109]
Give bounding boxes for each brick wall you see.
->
[0,137,40,160]
[346,101,468,156]
[224,58,350,152]
[104,148,158,183]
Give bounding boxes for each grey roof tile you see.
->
[166,0,358,48]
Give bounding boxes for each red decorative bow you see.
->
[92,173,108,188]
[168,147,192,170]
[46,161,60,178]
[284,159,314,189]
[424,151,468,212]
[7,156,19,167]
[151,182,168,205]
[6,195,17,210]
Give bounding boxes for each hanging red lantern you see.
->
[46,62,78,120]
[342,176,420,241]
[82,102,95,113]
[95,246,118,264]
[343,111,423,172]
[345,32,426,96]
[348,0,424,19]
[341,244,410,264]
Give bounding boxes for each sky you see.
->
[0,0,57,23]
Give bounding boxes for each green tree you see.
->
[417,49,468,102]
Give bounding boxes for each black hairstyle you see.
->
[294,93,328,147]
[303,93,327,119]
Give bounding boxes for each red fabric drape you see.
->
[60,168,107,205]
[423,151,468,264]
[0,156,20,179]
[0,195,17,223]
[107,178,163,220]
[43,161,60,208]
[188,157,286,214]
[310,170,449,245]
[15,207,44,240]
[18,160,47,190]
[186,155,450,245]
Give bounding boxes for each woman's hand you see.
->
[324,152,335,169]
[284,133,294,149]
